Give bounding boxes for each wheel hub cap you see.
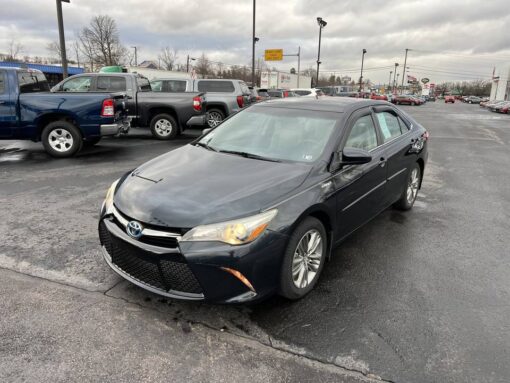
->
[406,168,419,204]
[292,229,323,289]
[48,128,73,152]
[155,119,173,136]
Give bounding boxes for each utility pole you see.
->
[132,46,138,66]
[388,71,393,91]
[401,48,410,94]
[56,0,70,79]
[252,0,256,86]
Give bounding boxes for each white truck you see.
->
[260,71,312,89]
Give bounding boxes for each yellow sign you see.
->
[265,49,283,61]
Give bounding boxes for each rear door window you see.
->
[96,76,127,92]
[17,72,50,93]
[375,112,403,142]
[164,80,187,92]
[294,90,311,96]
[197,80,235,93]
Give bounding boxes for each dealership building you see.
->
[490,63,510,101]
[0,62,84,86]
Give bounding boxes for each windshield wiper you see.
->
[195,142,218,152]
[218,149,281,162]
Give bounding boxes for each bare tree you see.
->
[158,47,178,71]
[46,41,62,60]
[195,53,211,77]
[5,39,23,61]
[78,15,126,67]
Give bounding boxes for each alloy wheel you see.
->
[207,111,223,128]
[292,229,323,289]
[406,168,420,204]
[48,128,74,152]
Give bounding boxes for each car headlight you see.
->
[181,209,278,245]
[103,179,119,214]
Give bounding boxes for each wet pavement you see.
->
[1,104,509,382]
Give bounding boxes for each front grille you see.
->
[99,222,203,295]
[111,207,184,249]
[139,236,179,248]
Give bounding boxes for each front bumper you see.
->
[100,118,130,136]
[98,210,288,304]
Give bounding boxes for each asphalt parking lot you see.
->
[1,101,509,382]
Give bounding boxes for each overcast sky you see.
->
[2,0,510,83]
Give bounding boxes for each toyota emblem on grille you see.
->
[126,221,143,239]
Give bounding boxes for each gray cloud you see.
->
[1,0,510,83]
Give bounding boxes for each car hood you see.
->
[114,144,312,228]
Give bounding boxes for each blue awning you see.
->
[0,62,85,75]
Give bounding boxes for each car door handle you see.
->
[379,157,386,168]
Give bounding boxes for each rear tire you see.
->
[206,109,225,128]
[41,120,82,158]
[150,114,178,140]
[394,163,421,211]
[279,217,327,300]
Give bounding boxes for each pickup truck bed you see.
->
[0,67,129,157]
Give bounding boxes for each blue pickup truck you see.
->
[0,67,129,157]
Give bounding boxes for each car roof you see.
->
[253,96,388,113]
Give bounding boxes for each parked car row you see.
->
[480,99,510,114]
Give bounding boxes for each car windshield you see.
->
[198,106,339,163]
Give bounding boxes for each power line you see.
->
[409,65,492,77]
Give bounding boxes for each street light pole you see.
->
[392,62,399,93]
[316,17,327,87]
[186,55,196,73]
[56,0,70,79]
[359,48,367,92]
[388,71,393,91]
[252,0,256,86]
[401,48,409,93]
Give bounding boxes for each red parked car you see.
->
[370,93,388,101]
[392,95,420,105]
[445,96,455,103]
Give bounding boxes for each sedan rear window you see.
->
[197,80,235,93]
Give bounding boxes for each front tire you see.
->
[279,217,327,300]
[150,114,178,140]
[394,163,421,210]
[41,120,82,158]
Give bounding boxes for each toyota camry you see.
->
[98,97,428,303]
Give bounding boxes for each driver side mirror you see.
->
[329,148,372,172]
